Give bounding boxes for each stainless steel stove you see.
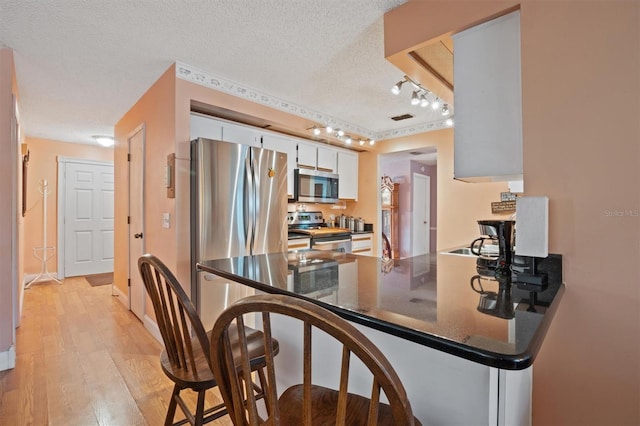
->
[287,211,352,253]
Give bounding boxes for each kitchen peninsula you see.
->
[197,251,564,425]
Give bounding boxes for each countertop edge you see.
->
[197,261,565,371]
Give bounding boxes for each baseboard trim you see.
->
[144,315,163,345]
[112,285,129,308]
[0,346,16,371]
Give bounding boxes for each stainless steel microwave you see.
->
[293,169,339,204]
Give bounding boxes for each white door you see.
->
[412,173,430,256]
[128,126,145,320]
[61,159,114,277]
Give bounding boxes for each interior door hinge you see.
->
[128,278,131,287]
[127,153,131,162]
[127,216,130,224]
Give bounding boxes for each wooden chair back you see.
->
[210,293,418,425]
[138,253,211,375]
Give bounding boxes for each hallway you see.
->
[0,276,231,425]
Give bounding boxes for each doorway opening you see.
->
[379,148,437,258]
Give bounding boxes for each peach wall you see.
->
[114,65,176,305]
[386,1,640,424]
[22,137,113,275]
[372,129,509,251]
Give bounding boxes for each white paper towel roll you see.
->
[515,196,549,257]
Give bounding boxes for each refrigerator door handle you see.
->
[244,153,254,254]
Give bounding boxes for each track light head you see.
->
[419,93,429,108]
[442,104,450,116]
[410,91,420,106]
[445,115,454,126]
[391,79,405,95]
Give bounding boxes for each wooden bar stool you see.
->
[138,254,278,426]
[210,293,422,425]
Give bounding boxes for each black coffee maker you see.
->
[471,220,515,275]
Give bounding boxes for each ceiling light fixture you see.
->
[419,93,429,108]
[391,79,405,95]
[410,91,420,106]
[93,135,114,147]
[309,126,374,147]
[391,75,449,116]
[442,104,450,116]
[445,115,454,127]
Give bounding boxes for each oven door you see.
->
[311,235,352,253]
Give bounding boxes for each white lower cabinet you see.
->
[351,233,373,256]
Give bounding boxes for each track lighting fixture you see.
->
[309,125,373,147]
[391,75,450,116]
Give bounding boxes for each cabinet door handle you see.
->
[134,233,143,239]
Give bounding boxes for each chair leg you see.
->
[195,390,206,426]
[165,384,181,426]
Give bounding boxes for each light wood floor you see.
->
[0,276,232,426]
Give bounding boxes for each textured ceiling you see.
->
[0,0,451,146]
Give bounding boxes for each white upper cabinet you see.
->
[221,121,262,147]
[452,10,523,182]
[317,146,337,173]
[297,141,317,169]
[261,133,297,197]
[190,113,223,140]
[337,150,358,200]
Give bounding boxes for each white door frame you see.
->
[412,173,431,256]
[128,124,145,320]
[57,157,115,280]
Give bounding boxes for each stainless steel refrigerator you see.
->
[190,138,287,323]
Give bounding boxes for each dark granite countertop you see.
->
[197,250,564,370]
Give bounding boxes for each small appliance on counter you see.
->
[470,219,515,276]
[336,214,366,232]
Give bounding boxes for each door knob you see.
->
[134,233,143,239]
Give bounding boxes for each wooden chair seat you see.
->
[278,384,422,426]
[160,327,276,390]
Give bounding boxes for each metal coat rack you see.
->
[25,179,61,288]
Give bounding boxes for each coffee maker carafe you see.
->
[471,220,515,274]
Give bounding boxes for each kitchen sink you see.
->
[442,247,475,257]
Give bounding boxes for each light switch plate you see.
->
[162,213,170,229]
